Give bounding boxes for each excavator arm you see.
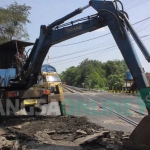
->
[16,0,150,114]
[24,16,105,76]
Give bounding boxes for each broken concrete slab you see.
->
[34,131,53,144]
[0,136,14,149]
[43,129,56,134]
[13,125,22,130]
[76,130,87,135]
[74,131,109,145]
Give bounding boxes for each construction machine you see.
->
[0,41,64,116]
[0,0,150,147]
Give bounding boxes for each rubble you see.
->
[34,131,53,144]
[43,129,56,134]
[74,131,107,145]
[0,115,134,149]
[13,125,22,129]
[0,136,14,149]
[76,129,87,135]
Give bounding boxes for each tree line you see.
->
[60,59,128,90]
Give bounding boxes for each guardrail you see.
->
[63,84,108,93]
[63,84,139,96]
[108,89,140,96]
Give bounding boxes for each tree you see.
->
[107,73,125,89]
[60,59,127,90]
[0,2,31,44]
[103,60,127,78]
[60,66,80,86]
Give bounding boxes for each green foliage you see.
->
[0,2,31,44]
[103,60,127,78]
[60,59,128,90]
[107,73,125,88]
[60,66,81,86]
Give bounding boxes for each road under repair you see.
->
[0,115,131,150]
[0,90,149,150]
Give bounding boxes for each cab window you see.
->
[46,75,61,82]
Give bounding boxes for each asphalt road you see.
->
[64,91,147,133]
[7,89,147,133]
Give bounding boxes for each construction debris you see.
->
[0,115,136,150]
[76,129,87,135]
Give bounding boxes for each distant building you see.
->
[145,73,150,85]
[124,70,133,90]
[124,72,150,92]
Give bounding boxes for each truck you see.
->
[0,0,150,146]
[0,40,64,115]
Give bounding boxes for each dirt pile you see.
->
[0,116,130,150]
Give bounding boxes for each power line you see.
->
[121,0,150,9]
[126,0,150,10]
[53,49,116,66]
[140,34,150,38]
[50,43,114,60]
[132,16,150,25]
[46,33,150,61]
[50,37,150,66]
[50,46,116,63]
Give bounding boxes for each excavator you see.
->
[0,0,150,148]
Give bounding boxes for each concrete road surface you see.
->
[64,92,147,133]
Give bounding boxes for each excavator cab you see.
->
[0,40,33,87]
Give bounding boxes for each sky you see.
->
[1,0,150,73]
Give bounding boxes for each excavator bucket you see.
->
[123,115,150,149]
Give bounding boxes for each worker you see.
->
[15,46,27,77]
[16,46,26,65]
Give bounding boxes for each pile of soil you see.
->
[0,116,130,150]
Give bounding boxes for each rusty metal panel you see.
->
[19,89,43,98]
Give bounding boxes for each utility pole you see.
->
[47,52,50,65]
